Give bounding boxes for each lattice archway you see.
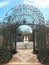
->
[0,4,46,63]
[4,4,45,24]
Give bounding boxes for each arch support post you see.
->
[13,24,17,54]
[33,30,36,53]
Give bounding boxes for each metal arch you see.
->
[3,4,45,25]
[3,14,35,25]
[0,4,47,63]
[33,8,45,25]
[3,4,46,50]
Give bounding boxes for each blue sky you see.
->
[0,0,49,21]
[19,25,32,33]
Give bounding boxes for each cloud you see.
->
[23,0,49,8]
[33,0,49,8]
[0,0,9,8]
[23,0,33,5]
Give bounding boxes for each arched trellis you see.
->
[0,4,46,63]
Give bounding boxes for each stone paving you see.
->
[3,50,44,65]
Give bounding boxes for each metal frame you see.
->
[0,4,46,63]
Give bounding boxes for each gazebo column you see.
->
[14,24,17,53]
[33,30,36,53]
[34,32,38,54]
[11,25,17,54]
[35,32,37,49]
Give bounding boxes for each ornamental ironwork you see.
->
[0,4,47,63]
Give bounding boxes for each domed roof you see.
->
[3,4,45,25]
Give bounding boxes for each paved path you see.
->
[3,50,44,65]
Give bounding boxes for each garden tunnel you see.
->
[0,4,46,63]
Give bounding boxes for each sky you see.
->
[19,25,32,33]
[0,0,49,21]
